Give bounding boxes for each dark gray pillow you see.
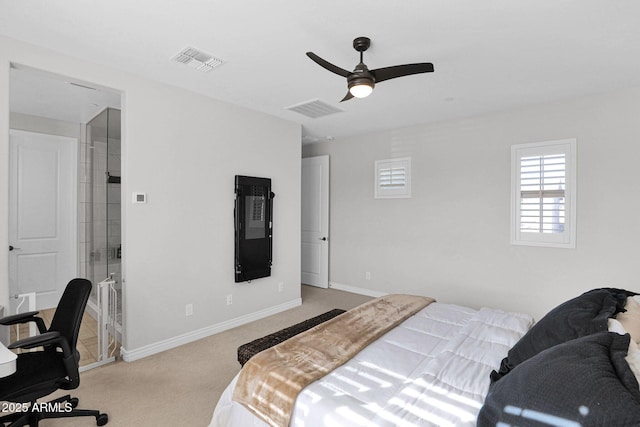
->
[478,332,640,426]
[491,288,634,382]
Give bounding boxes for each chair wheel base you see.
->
[97,412,109,426]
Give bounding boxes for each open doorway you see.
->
[8,64,122,369]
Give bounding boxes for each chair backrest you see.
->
[48,278,92,355]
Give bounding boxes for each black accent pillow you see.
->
[478,332,640,426]
[490,288,634,382]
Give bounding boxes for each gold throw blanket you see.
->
[232,294,435,427]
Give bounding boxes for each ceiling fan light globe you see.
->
[349,80,374,98]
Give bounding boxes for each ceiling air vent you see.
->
[171,47,224,73]
[286,99,343,119]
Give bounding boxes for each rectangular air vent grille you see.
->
[171,47,224,73]
[286,99,343,119]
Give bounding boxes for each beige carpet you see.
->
[42,285,372,427]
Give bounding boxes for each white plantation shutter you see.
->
[375,158,411,198]
[511,139,576,248]
[519,153,565,233]
[379,165,406,188]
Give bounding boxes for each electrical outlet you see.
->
[226,294,233,305]
[278,282,284,292]
[185,303,193,316]
[365,271,371,280]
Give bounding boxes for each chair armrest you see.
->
[0,311,47,333]
[0,311,39,325]
[8,331,61,351]
[10,331,77,386]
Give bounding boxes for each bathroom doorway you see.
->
[8,64,122,368]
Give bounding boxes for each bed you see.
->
[210,289,640,427]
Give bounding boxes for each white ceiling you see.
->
[3,0,640,142]
[10,65,122,124]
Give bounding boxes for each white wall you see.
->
[1,35,302,358]
[10,112,81,139]
[304,88,640,320]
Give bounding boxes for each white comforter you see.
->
[210,302,533,427]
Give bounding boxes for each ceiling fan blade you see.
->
[340,91,354,102]
[306,52,350,78]
[371,63,434,83]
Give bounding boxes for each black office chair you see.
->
[0,278,108,426]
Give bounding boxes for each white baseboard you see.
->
[328,282,387,298]
[120,297,302,362]
[86,299,98,320]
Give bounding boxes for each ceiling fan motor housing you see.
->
[348,74,375,91]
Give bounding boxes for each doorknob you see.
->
[9,245,21,251]
[318,237,327,241]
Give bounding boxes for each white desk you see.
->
[0,341,17,378]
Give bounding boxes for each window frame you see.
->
[510,139,577,248]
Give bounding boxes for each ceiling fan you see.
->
[306,36,434,102]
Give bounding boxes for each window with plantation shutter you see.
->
[511,139,576,248]
[375,157,411,199]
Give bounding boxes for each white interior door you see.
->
[9,130,77,310]
[301,155,329,288]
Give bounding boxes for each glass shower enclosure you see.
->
[83,108,122,365]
